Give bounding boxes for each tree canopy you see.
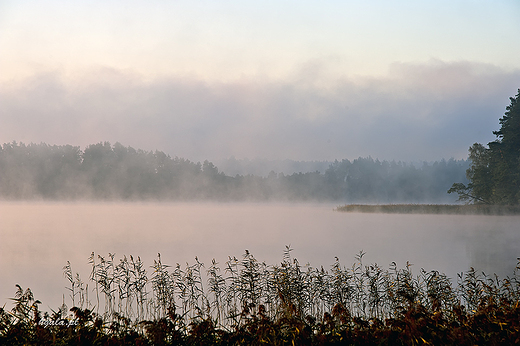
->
[449,89,520,205]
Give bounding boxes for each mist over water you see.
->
[0,202,518,311]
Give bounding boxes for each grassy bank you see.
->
[1,249,520,345]
[336,204,520,215]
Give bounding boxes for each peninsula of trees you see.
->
[0,141,466,202]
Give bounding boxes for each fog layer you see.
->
[0,142,468,203]
[1,61,518,162]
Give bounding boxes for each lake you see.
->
[0,202,519,310]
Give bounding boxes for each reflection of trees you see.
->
[0,141,468,202]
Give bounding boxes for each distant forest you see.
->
[0,141,468,202]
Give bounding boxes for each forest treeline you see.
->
[0,141,467,202]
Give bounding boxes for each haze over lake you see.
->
[1,202,518,311]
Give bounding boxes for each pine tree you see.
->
[449,89,520,205]
[489,89,520,204]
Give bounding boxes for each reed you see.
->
[1,248,520,345]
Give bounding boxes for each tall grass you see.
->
[2,248,520,345]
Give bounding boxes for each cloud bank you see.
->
[1,60,518,162]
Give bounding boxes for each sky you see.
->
[1,1,519,162]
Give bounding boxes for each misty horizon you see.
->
[1,64,518,164]
[1,138,470,176]
[0,141,469,202]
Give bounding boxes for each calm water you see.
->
[1,202,519,310]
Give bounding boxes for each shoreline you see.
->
[335,204,520,215]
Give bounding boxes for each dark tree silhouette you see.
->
[449,89,520,205]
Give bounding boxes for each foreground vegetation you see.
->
[336,204,520,215]
[2,249,520,345]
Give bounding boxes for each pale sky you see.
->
[1,1,519,161]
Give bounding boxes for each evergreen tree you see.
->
[449,89,520,205]
[490,89,520,203]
